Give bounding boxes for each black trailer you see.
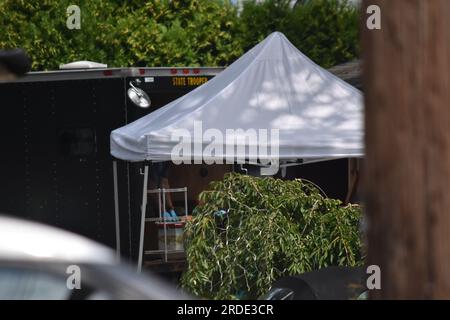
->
[0,66,223,261]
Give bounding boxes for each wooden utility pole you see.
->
[363,0,450,299]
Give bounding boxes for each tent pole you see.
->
[162,188,167,263]
[137,164,149,273]
[112,160,121,263]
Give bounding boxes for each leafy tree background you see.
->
[0,0,359,70]
[0,0,243,70]
[239,0,360,68]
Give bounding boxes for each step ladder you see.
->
[137,186,188,272]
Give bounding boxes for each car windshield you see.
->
[0,267,71,300]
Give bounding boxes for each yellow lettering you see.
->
[172,77,208,86]
[187,77,208,86]
[172,77,186,86]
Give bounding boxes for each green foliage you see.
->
[0,0,360,70]
[0,0,243,70]
[239,0,360,68]
[181,173,364,299]
[238,0,293,51]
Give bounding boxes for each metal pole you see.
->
[158,188,162,221]
[162,188,168,262]
[137,164,149,273]
[112,161,121,263]
[184,187,188,219]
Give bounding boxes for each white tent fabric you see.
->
[111,32,363,162]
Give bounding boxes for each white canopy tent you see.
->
[111,32,363,164]
[110,32,364,270]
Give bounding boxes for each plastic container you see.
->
[156,222,185,251]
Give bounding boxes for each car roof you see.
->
[0,215,116,264]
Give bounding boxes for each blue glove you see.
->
[169,209,179,221]
[163,211,172,221]
[214,210,227,218]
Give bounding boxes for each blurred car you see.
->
[0,214,188,300]
[261,266,367,300]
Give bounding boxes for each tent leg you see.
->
[113,161,121,263]
[162,189,167,263]
[137,164,149,273]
